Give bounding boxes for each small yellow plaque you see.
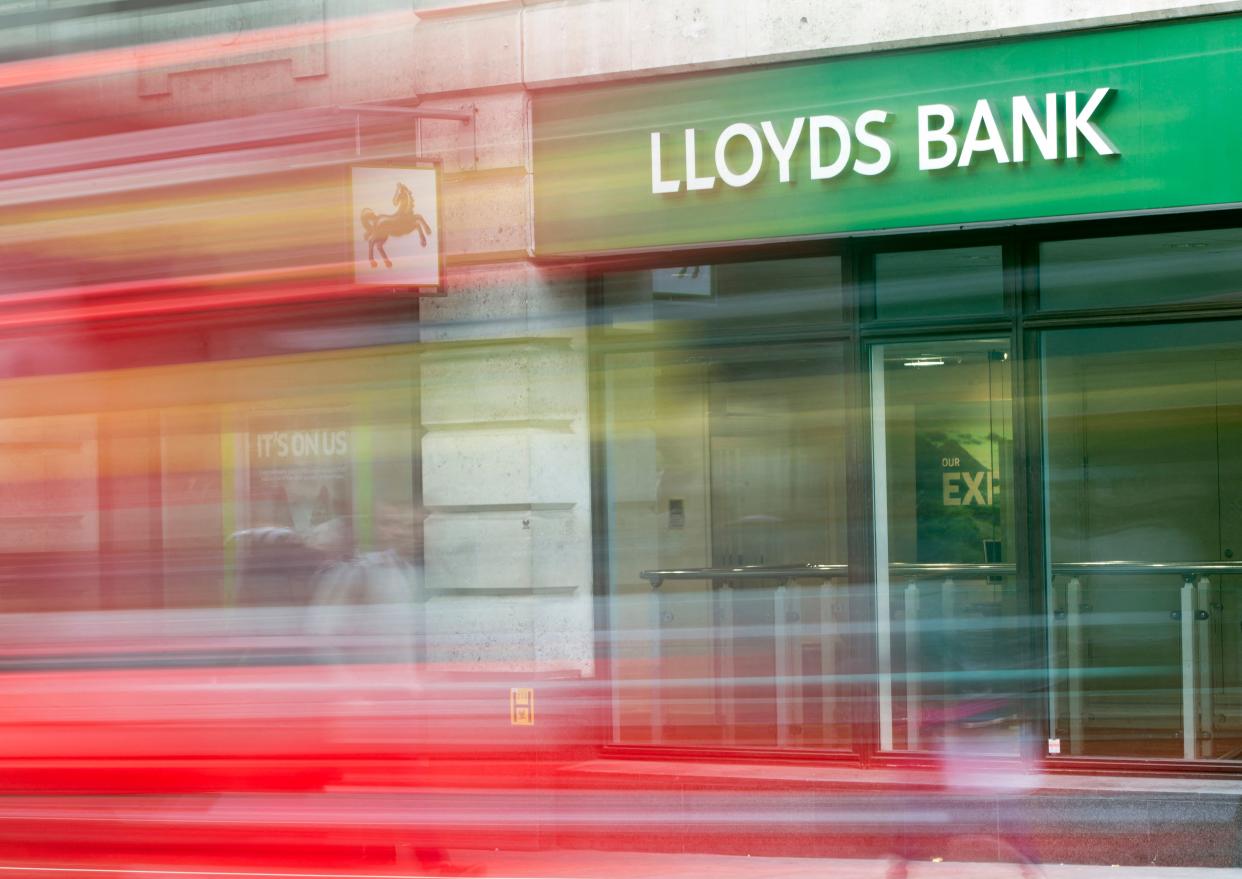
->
[510,687,535,726]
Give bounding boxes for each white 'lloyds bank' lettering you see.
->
[650,88,1117,195]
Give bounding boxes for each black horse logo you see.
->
[360,182,432,269]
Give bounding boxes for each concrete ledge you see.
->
[414,0,1242,92]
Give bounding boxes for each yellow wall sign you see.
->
[510,687,535,726]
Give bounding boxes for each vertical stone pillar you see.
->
[420,263,593,674]
[410,0,596,675]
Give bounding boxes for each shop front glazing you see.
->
[594,221,1242,767]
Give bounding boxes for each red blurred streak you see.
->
[0,10,416,92]
[0,107,389,185]
[0,869,485,878]
[0,138,388,207]
[0,131,356,197]
[0,868,479,877]
[0,263,379,328]
[0,261,592,327]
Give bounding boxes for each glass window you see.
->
[874,246,1004,320]
[1041,228,1242,311]
[0,345,419,615]
[601,255,843,331]
[1044,321,1242,760]
[870,338,1021,754]
[601,260,851,749]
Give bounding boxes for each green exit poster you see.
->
[914,402,1006,565]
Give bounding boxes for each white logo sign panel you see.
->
[352,165,440,287]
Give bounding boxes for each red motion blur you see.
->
[0,646,606,870]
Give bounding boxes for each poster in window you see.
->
[914,402,1006,565]
[247,413,352,541]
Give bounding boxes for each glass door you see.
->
[871,338,1023,754]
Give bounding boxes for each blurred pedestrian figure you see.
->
[231,525,325,608]
[886,617,1044,879]
[307,500,424,664]
[305,500,477,875]
[228,518,352,665]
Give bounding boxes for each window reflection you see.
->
[602,255,843,330]
[874,246,1004,320]
[602,257,851,750]
[1041,228,1242,311]
[1044,322,1242,759]
[0,347,418,620]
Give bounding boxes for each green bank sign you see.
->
[532,14,1242,256]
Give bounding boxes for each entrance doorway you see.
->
[870,338,1024,754]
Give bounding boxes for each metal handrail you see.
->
[640,559,1242,588]
[641,563,847,588]
[894,562,1014,576]
[1053,560,1242,576]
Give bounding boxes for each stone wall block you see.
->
[529,343,587,420]
[418,90,529,174]
[422,427,583,506]
[423,429,531,507]
[420,342,581,425]
[740,0,1000,56]
[325,7,419,105]
[518,0,1227,86]
[423,593,536,664]
[531,508,591,594]
[424,508,583,586]
[439,169,530,261]
[421,263,543,340]
[530,428,589,505]
[413,6,522,94]
[421,346,532,425]
[531,590,595,672]
[421,262,586,342]
[425,510,534,592]
[138,0,327,98]
[628,0,748,72]
[522,0,630,85]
